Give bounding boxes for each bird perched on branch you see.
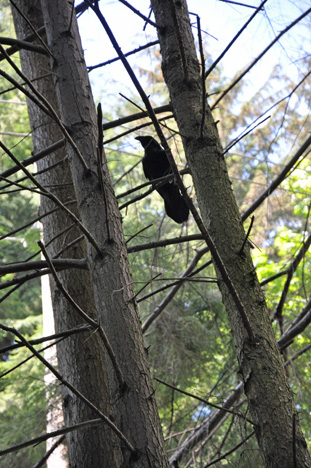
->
[135,136,189,224]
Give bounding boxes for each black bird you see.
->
[136,136,189,224]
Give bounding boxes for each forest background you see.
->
[0,0,311,467]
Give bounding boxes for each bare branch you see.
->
[142,246,208,332]
[274,232,311,325]
[0,325,90,354]
[205,0,268,79]
[0,258,87,275]
[0,138,65,179]
[0,141,101,254]
[155,377,253,423]
[241,134,311,221]
[211,7,311,109]
[88,40,159,72]
[32,435,65,468]
[0,36,47,55]
[0,419,104,456]
[118,0,159,28]
[102,103,172,131]
[128,233,204,253]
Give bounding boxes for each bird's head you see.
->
[135,136,158,150]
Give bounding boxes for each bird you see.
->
[135,136,189,224]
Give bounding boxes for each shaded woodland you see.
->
[0,1,311,467]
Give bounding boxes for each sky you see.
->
[77,0,311,107]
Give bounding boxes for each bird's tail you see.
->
[157,183,189,223]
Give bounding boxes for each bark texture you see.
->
[37,0,169,466]
[12,2,121,466]
[150,1,311,467]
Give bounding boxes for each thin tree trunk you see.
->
[42,272,68,468]
[150,1,311,467]
[12,2,122,466]
[37,1,169,466]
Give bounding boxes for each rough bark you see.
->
[12,2,121,466]
[36,0,169,466]
[150,1,311,467]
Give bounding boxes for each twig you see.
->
[128,233,203,253]
[0,199,76,241]
[0,141,101,254]
[0,139,65,179]
[0,36,47,55]
[155,377,253,424]
[126,223,153,244]
[132,273,162,300]
[211,7,311,109]
[102,103,172,131]
[118,0,159,28]
[142,246,208,330]
[9,0,54,58]
[0,44,88,170]
[239,216,254,254]
[273,232,311,324]
[0,325,90,355]
[196,14,206,138]
[203,431,255,467]
[97,103,111,241]
[31,435,65,468]
[0,418,104,456]
[242,134,311,221]
[205,0,267,78]
[88,40,159,72]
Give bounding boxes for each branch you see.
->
[0,258,87,275]
[127,234,204,253]
[0,141,101,254]
[169,382,244,465]
[142,246,209,332]
[32,435,65,468]
[88,40,159,72]
[274,232,311,323]
[0,325,90,354]
[211,7,311,109]
[0,418,104,456]
[102,103,172,131]
[0,36,47,55]
[241,134,311,221]
[117,0,158,28]
[205,0,267,79]
[0,138,65,179]
[278,297,311,350]
[203,431,255,468]
[0,199,75,241]
[0,44,88,170]
[155,377,253,424]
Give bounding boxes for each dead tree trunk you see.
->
[150,1,311,467]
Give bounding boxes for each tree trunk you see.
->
[36,0,169,466]
[150,1,311,467]
[12,1,121,466]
